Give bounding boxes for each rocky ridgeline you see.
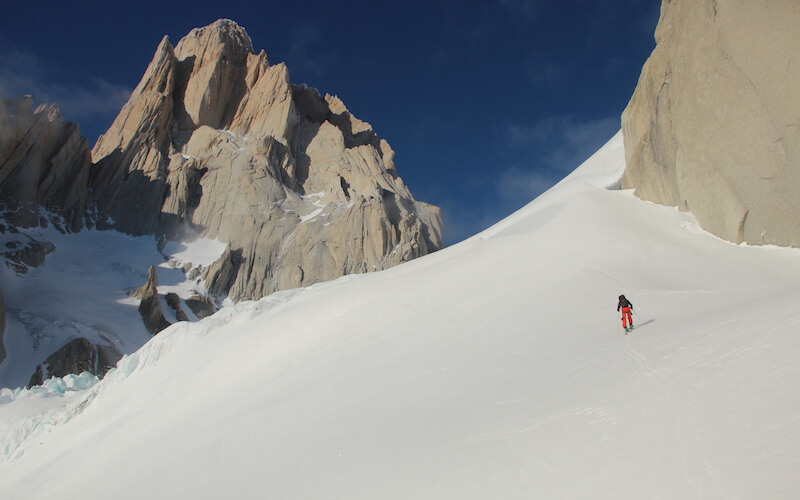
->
[0,19,442,385]
[90,19,443,300]
[622,0,800,247]
[1,20,442,302]
[0,96,91,232]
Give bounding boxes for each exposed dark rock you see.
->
[135,265,171,334]
[204,245,241,297]
[185,294,216,319]
[2,237,55,273]
[27,337,123,388]
[165,292,190,322]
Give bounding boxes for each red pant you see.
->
[620,307,633,328]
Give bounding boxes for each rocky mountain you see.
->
[0,95,91,232]
[0,19,442,386]
[89,19,443,300]
[622,0,800,247]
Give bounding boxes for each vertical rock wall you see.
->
[0,95,92,231]
[622,0,800,246]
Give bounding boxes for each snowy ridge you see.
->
[3,132,800,498]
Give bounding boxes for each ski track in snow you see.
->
[622,335,658,378]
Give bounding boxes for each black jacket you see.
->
[617,297,633,311]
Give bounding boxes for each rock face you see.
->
[133,265,171,334]
[165,292,190,322]
[621,0,800,246]
[28,337,122,388]
[90,19,443,300]
[185,293,216,319]
[0,95,92,232]
[2,235,56,274]
[0,289,6,364]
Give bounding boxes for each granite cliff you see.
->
[89,19,443,300]
[0,95,91,232]
[622,0,800,247]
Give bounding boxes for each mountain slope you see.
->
[2,132,800,498]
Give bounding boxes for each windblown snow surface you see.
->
[3,132,800,498]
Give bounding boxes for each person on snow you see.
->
[617,294,634,333]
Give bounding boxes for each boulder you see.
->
[2,236,56,274]
[27,337,122,388]
[622,0,800,246]
[185,294,216,319]
[165,292,190,322]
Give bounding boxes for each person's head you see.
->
[619,294,625,300]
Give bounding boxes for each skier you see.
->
[617,294,634,333]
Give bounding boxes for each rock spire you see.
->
[0,95,91,231]
[90,19,443,300]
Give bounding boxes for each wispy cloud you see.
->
[287,23,339,81]
[507,113,619,170]
[496,0,545,23]
[0,48,131,127]
[496,113,620,205]
[523,60,567,87]
[494,165,564,204]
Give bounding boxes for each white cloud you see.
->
[495,165,562,202]
[496,113,620,205]
[523,60,567,87]
[507,113,619,171]
[496,0,545,22]
[287,23,338,80]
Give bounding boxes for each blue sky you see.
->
[0,0,659,243]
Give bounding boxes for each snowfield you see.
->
[2,132,800,498]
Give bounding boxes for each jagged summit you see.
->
[182,18,255,55]
[0,94,91,232]
[0,19,442,385]
[88,19,443,300]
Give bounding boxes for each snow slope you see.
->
[3,131,800,498]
